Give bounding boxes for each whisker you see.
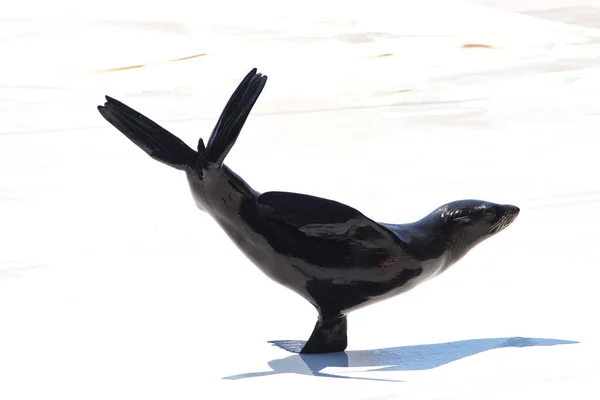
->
[489,213,516,234]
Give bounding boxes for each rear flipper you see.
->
[98,96,197,170]
[204,68,267,166]
[97,68,268,170]
[301,315,348,354]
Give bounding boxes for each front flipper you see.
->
[268,340,308,354]
[257,191,401,247]
[269,315,347,354]
[301,315,348,354]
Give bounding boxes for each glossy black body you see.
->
[187,166,516,319]
[98,68,519,354]
[188,166,424,313]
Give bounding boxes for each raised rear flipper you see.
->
[97,68,268,170]
[98,96,197,170]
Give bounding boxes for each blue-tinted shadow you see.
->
[223,336,578,382]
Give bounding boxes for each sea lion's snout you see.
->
[503,205,520,219]
[489,204,519,234]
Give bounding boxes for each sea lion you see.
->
[97,68,520,354]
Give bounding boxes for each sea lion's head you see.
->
[433,199,520,263]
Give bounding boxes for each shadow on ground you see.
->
[223,336,578,382]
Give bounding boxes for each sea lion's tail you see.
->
[203,68,267,167]
[97,68,267,170]
[98,96,197,171]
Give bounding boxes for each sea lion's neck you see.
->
[385,221,447,262]
[384,216,469,267]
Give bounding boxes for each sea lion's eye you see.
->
[483,208,496,220]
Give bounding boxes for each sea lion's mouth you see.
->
[489,205,520,234]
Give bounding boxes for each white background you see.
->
[1,1,598,398]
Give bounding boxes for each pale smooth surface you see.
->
[1,1,598,399]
